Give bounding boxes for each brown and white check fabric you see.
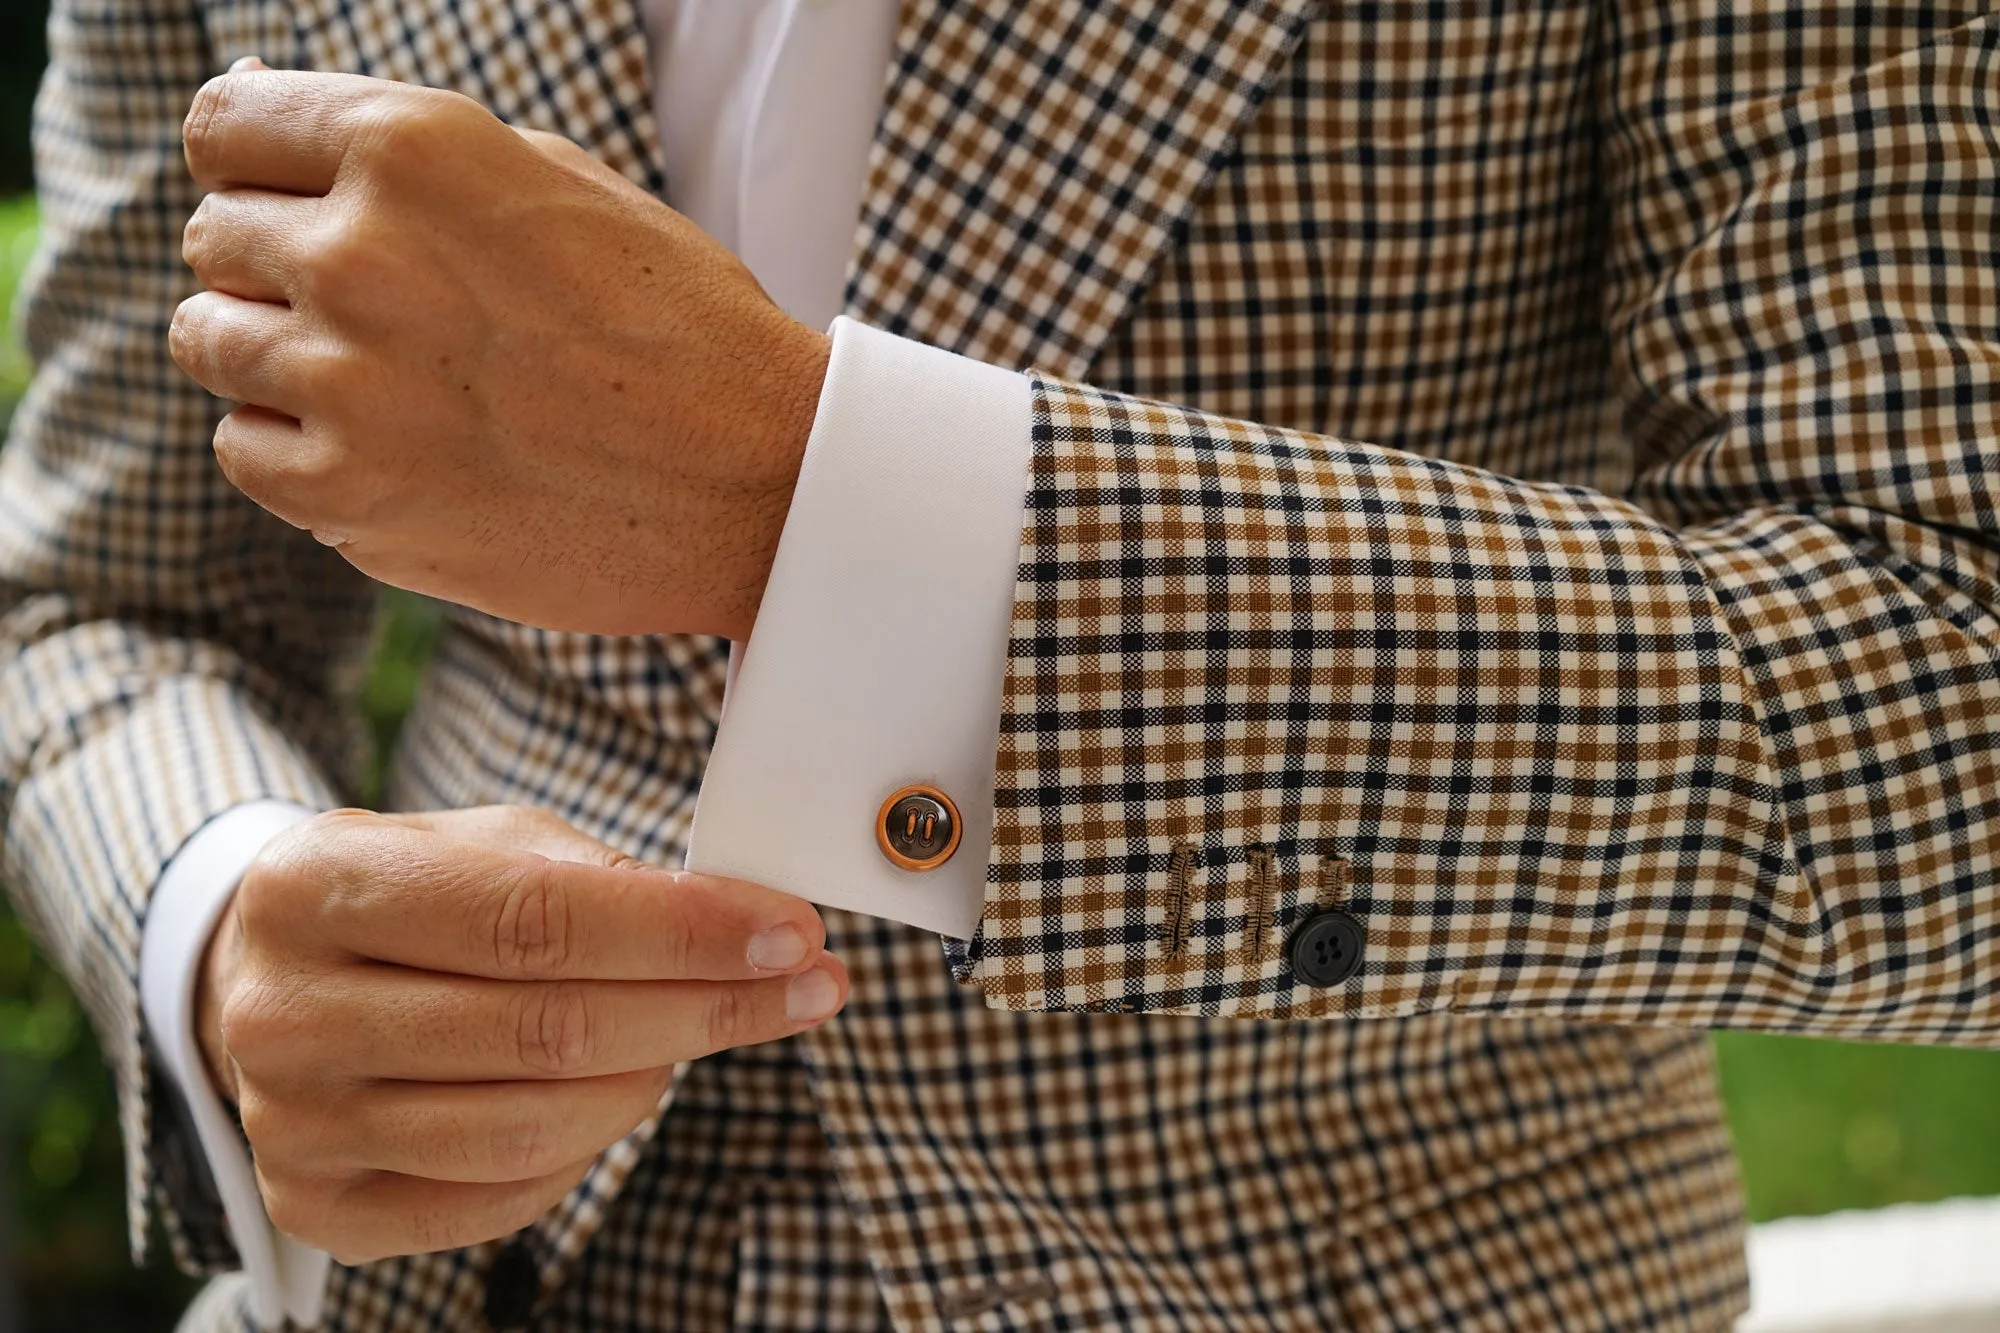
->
[3,0,1994,1327]
[956,1,2000,1040]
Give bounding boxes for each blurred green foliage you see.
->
[0,196,33,406]
[1714,1032,2000,1219]
[4,117,2000,1325]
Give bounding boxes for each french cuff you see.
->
[139,800,331,1330]
[687,317,1032,940]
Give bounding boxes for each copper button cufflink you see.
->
[877,785,961,872]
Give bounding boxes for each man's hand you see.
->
[194,806,846,1264]
[169,67,831,641]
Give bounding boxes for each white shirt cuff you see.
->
[687,317,1033,940]
[139,800,330,1330]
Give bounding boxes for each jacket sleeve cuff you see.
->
[687,317,1032,941]
[140,800,332,1330]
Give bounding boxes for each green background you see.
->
[0,11,1995,1329]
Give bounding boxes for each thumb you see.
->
[385,806,648,871]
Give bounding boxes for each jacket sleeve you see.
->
[0,0,374,1271]
[958,1,2000,1042]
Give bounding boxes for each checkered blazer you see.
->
[5,0,1997,1327]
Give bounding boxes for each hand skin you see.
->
[192,805,848,1264]
[169,63,831,642]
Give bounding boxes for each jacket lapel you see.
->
[847,0,1322,379]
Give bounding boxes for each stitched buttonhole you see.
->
[1317,856,1351,911]
[1161,841,1198,958]
[1246,848,1277,958]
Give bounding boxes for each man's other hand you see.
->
[195,806,846,1264]
[170,67,831,641]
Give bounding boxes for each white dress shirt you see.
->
[137,0,1031,1325]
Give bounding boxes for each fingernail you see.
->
[230,56,268,73]
[746,924,808,972]
[785,966,841,1023]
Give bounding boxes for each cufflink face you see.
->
[877,786,962,872]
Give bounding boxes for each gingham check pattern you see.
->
[3,0,1994,1329]
[955,2,2000,1039]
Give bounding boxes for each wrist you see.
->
[712,321,830,641]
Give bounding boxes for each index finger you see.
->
[286,819,827,982]
[183,68,402,194]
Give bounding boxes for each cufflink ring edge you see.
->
[876,785,963,873]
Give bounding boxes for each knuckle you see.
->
[492,859,574,977]
[290,344,357,410]
[221,421,365,529]
[214,983,262,1057]
[210,412,268,492]
[183,77,232,166]
[230,855,303,949]
[655,895,697,979]
[513,981,592,1076]
[491,1106,558,1177]
[598,842,646,873]
[167,298,207,366]
[314,1177,401,1265]
[702,984,758,1053]
[383,1097,477,1178]
[239,808,364,924]
[236,1089,303,1161]
[256,809,335,873]
[265,1171,360,1256]
[355,89,483,169]
[260,1177,314,1241]
[399,1210,451,1259]
[217,976,300,1063]
[236,1090,273,1144]
[260,1160,350,1240]
[430,1114,478,1175]
[181,200,215,271]
[261,809,370,890]
[299,216,386,308]
[290,346,340,404]
[231,850,278,930]
[188,308,262,379]
[285,423,358,493]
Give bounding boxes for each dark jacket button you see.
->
[1288,911,1366,987]
[484,1238,541,1330]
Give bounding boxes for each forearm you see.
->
[922,2,2000,1038]
[954,377,1999,1038]
[689,313,1996,1037]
